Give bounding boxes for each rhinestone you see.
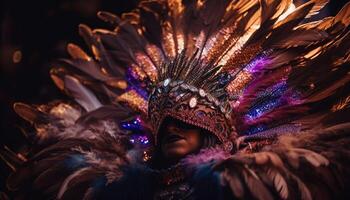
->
[163,78,171,87]
[196,110,205,117]
[189,97,197,108]
[157,88,162,93]
[199,89,206,97]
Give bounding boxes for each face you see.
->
[159,118,202,161]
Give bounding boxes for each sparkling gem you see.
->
[120,117,143,130]
[199,89,206,97]
[196,110,205,117]
[117,90,148,113]
[164,78,171,87]
[189,97,197,108]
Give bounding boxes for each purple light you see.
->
[129,135,150,146]
[126,67,149,99]
[243,50,274,74]
[120,117,143,131]
[245,81,288,121]
[245,125,267,135]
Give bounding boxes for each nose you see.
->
[167,124,181,134]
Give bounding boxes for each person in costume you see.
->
[1,0,350,199]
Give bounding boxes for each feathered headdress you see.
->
[7,0,349,155]
[45,0,350,150]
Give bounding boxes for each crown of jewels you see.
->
[147,51,236,149]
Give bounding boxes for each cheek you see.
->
[185,132,201,151]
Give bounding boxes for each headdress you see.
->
[148,51,236,149]
[43,0,349,151]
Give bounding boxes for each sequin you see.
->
[226,70,253,96]
[223,43,263,71]
[245,98,282,121]
[117,90,148,114]
[120,117,143,131]
[245,125,267,135]
[162,21,176,58]
[189,97,197,108]
[135,52,158,82]
[145,44,163,67]
[157,88,162,94]
[164,78,171,87]
[130,64,147,80]
[199,89,206,97]
[245,82,289,121]
[205,26,235,62]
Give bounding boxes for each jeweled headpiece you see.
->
[148,51,236,149]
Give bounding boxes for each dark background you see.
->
[0,0,349,193]
[0,0,139,193]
